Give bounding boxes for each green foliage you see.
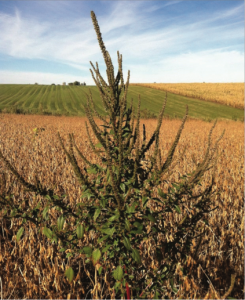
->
[0,10,226,299]
[16,226,24,242]
[65,267,74,283]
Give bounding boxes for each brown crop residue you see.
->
[0,114,243,299]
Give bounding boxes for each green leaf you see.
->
[102,245,111,253]
[42,206,49,219]
[106,169,111,183]
[76,224,84,239]
[57,215,65,231]
[125,219,131,231]
[98,266,103,275]
[170,278,178,293]
[126,202,138,213]
[51,236,58,244]
[131,248,141,264]
[114,281,121,290]
[42,227,53,239]
[92,249,101,265]
[108,214,119,222]
[146,214,157,223]
[95,143,102,148]
[93,208,101,221]
[81,190,94,200]
[87,167,97,174]
[123,236,131,250]
[101,227,115,236]
[65,267,74,283]
[82,246,92,257]
[16,227,24,242]
[142,196,148,207]
[59,248,66,252]
[10,209,17,217]
[120,183,126,193]
[113,266,123,280]
[98,235,109,243]
[174,205,181,214]
[153,291,159,300]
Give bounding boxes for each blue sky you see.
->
[0,0,243,84]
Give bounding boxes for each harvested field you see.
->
[0,114,244,299]
[131,83,244,110]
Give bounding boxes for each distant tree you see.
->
[74,81,80,86]
[34,83,38,85]
[68,83,74,86]
[51,83,56,85]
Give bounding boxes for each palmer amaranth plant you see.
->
[0,11,230,299]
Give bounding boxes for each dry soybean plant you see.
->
[0,11,228,299]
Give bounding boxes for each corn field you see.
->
[0,113,244,299]
[131,83,244,110]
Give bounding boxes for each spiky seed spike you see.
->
[88,89,109,125]
[139,93,167,162]
[90,11,109,68]
[84,104,108,150]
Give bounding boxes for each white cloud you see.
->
[0,70,91,85]
[0,1,243,83]
[130,49,244,83]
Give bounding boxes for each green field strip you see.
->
[0,84,26,102]
[54,85,64,114]
[41,85,53,111]
[47,85,57,112]
[0,85,24,101]
[59,86,71,115]
[3,85,36,108]
[65,86,83,115]
[0,85,31,107]
[0,84,243,121]
[67,86,85,115]
[36,85,50,111]
[16,85,40,108]
[53,86,60,112]
[29,85,47,111]
[21,86,43,110]
[58,86,74,115]
[68,86,91,115]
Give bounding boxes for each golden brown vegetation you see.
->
[0,114,243,299]
[131,83,244,110]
